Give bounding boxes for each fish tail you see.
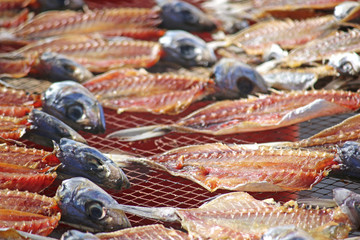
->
[106,124,172,141]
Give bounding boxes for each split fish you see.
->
[0,31,216,74]
[250,0,352,19]
[5,1,215,40]
[0,224,191,239]
[0,188,61,236]
[82,68,216,114]
[228,15,339,56]
[82,57,270,115]
[107,89,360,141]
[0,52,94,82]
[55,177,359,239]
[0,81,105,146]
[286,29,360,67]
[0,137,130,192]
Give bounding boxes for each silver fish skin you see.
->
[159,30,217,67]
[42,81,106,134]
[25,109,87,147]
[158,0,217,32]
[212,58,269,99]
[55,138,130,191]
[38,52,93,83]
[56,177,131,233]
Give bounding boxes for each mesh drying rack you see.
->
[8,78,360,237]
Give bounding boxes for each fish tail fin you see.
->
[106,124,172,141]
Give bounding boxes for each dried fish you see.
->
[56,177,357,239]
[108,142,339,192]
[228,15,338,55]
[286,29,360,67]
[0,188,61,236]
[107,90,360,141]
[82,68,215,114]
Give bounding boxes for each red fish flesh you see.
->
[0,85,41,140]
[176,191,352,239]
[1,35,162,73]
[0,140,59,192]
[110,142,338,192]
[82,68,215,114]
[229,15,338,55]
[108,89,360,140]
[11,8,161,40]
[0,188,61,236]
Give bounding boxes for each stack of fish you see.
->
[2,0,360,239]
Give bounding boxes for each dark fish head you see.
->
[158,0,217,32]
[261,225,314,240]
[211,58,269,99]
[39,52,93,83]
[328,52,360,76]
[42,81,106,134]
[159,30,217,67]
[337,141,360,179]
[25,109,87,147]
[333,188,360,229]
[56,177,131,233]
[55,138,130,191]
[37,0,86,11]
[60,230,99,240]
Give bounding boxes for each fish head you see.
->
[60,230,99,240]
[334,188,360,229]
[42,81,106,134]
[56,177,131,233]
[211,58,269,99]
[158,0,217,32]
[338,141,360,179]
[261,225,314,240]
[37,0,86,11]
[26,109,87,147]
[39,52,93,83]
[334,1,360,21]
[328,52,360,76]
[55,138,130,191]
[159,30,217,67]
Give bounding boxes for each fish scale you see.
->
[177,192,352,239]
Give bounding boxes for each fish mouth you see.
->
[87,102,106,134]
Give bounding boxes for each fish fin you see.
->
[106,125,172,141]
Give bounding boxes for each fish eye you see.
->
[236,77,254,96]
[180,8,198,25]
[61,62,76,74]
[86,201,106,220]
[340,61,355,75]
[88,158,105,172]
[179,44,196,59]
[66,104,84,121]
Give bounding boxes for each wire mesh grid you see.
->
[7,78,360,237]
